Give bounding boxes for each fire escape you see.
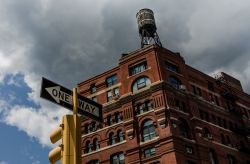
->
[215,73,250,153]
[215,74,250,136]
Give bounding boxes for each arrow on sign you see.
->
[45,86,72,104]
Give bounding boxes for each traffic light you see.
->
[48,117,64,164]
[48,115,81,164]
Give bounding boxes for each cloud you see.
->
[3,105,66,147]
[0,161,8,164]
[0,0,250,150]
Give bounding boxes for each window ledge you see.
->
[140,136,159,146]
[127,67,151,79]
[166,68,183,77]
[136,109,154,117]
[169,107,190,116]
[82,140,127,157]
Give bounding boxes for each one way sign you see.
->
[40,77,102,122]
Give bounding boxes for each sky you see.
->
[0,0,250,163]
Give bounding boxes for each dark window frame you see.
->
[144,147,156,158]
[142,120,156,141]
[129,61,148,76]
[165,61,180,73]
[106,74,118,87]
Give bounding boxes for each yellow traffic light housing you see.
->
[48,115,81,164]
[48,121,64,164]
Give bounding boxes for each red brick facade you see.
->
[77,45,250,164]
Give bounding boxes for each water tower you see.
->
[136,9,162,48]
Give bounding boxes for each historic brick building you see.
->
[77,45,250,164]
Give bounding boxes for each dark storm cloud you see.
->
[1,0,250,93]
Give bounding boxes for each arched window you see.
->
[85,141,91,153]
[168,76,181,89]
[132,76,151,92]
[179,118,190,138]
[209,149,218,164]
[93,138,99,151]
[117,130,123,142]
[85,124,90,134]
[109,132,115,145]
[142,119,156,141]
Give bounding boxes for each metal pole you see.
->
[73,88,82,164]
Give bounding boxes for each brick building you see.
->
[77,45,250,164]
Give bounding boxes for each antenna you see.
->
[136,9,162,48]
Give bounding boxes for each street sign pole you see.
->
[72,88,81,164]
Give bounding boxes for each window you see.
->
[197,87,202,96]
[145,100,153,111]
[90,84,97,93]
[207,81,214,91]
[221,133,226,145]
[227,155,236,164]
[136,101,153,115]
[114,87,119,97]
[85,124,90,134]
[199,110,204,120]
[175,99,186,112]
[142,120,156,141]
[132,76,151,92]
[215,96,220,106]
[144,147,156,158]
[179,118,190,138]
[137,104,144,114]
[129,61,147,76]
[115,113,121,123]
[203,127,212,139]
[222,119,227,129]
[185,146,193,154]
[107,115,112,126]
[209,149,218,164]
[186,161,196,164]
[204,112,210,122]
[109,132,115,145]
[117,130,123,142]
[85,141,91,153]
[92,122,97,131]
[87,160,99,164]
[191,85,196,94]
[107,90,112,102]
[93,138,99,151]
[211,114,216,124]
[106,74,118,87]
[91,96,97,102]
[226,135,231,146]
[110,153,125,164]
[168,76,181,89]
[217,117,222,126]
[191,85,202,96]
[165,61,179,73]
